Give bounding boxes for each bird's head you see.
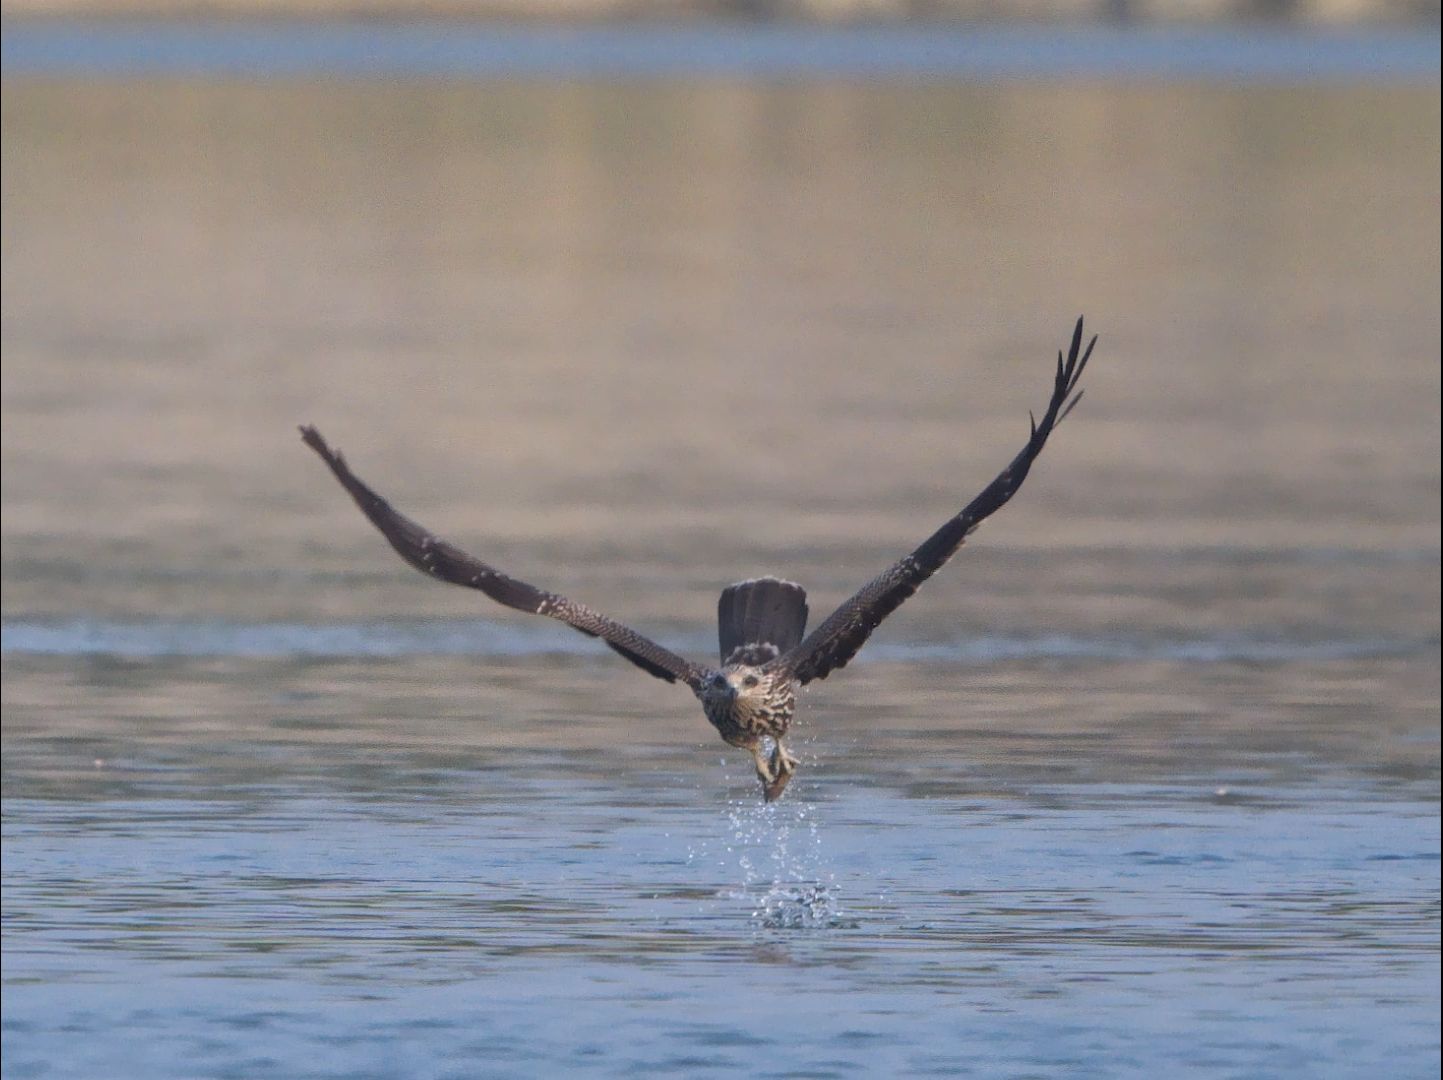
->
[703,665,768,709]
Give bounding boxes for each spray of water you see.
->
[686,730,851,930]
[729,796,845,929]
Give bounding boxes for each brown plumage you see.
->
[300,317,1096,801]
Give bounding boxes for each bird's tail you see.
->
[717,577,809,666]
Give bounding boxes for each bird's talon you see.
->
[762,768,794,802]
[751,748,777,788]
[758,742,798,801]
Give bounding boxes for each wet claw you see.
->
[761,741,798,802]
[770,741,799,776]
[761,768,793,802]
[751,745,777,786]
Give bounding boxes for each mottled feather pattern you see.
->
[723,642,781,666]
[701,668,795,745]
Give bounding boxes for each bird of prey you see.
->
[300,317,1095,801]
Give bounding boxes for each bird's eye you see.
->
[742,675,759,688]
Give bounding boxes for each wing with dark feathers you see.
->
[775,316,1096,686]
[299,425,707,690]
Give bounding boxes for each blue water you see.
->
[1,615,1433,663]
[4,623,1439,1077]
[2,22,1438,81]
[3,783,1438,1079]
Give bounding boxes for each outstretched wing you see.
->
[299,425,707,690]
[775,317,1096,686]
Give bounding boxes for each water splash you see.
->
[682,745,850,930]
[753,880,851,930]
[718,779,853,930]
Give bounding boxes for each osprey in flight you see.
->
[301,317,1095,801]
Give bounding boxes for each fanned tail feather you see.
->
[718,577,809,665]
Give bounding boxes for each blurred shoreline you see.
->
[1,0,1436,23]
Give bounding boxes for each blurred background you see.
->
[2,11,1439,1080]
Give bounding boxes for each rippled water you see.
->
[3,56,1440,1079]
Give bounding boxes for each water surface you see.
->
[2,22,1438,81]
[2,69,1439,1078]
